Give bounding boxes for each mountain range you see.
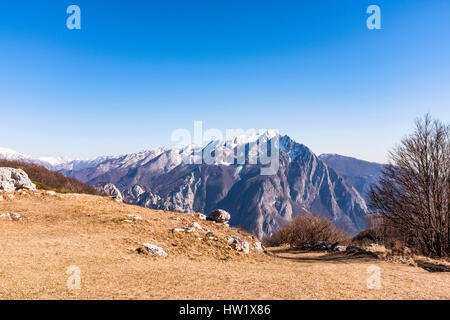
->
[0,134,386,238]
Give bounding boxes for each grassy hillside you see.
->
[0,191,448,299]
[0,159,100,195]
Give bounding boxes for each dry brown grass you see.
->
[0,191,449,300]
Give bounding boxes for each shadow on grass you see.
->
[269,247,450,272]
[415,260,450,273]
[268,247,379,264]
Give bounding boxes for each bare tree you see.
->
[369,114,449,257]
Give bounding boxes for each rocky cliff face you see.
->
[319,154,385,202]
[94,182,124,202]
[63,134,368,238]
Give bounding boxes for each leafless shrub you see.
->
[265,213,349,247]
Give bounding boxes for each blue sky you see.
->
[1,0,449,163]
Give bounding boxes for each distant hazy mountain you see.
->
[0,147,68,168]
[319,154,385,202]
[57,134,369,238]
[0,147,114,171]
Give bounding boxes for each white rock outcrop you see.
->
[127,214,143,220]
[207,209,231,223]
[95,182,123,202]
[142,243,168,257]
[253,241,264,252]
[0,168,36,192]
[0,212,21,221]
[225,237,250,254]
[187,222,202,230]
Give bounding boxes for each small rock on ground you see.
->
[140,243,168,257]
[225,237,250,254]
[127,214,143,220]
[187,222,202,230]
[207,209,231,223]
[0,212,21,221]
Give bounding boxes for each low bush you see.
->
[265,213,349,247]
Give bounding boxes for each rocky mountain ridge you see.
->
[319,153,385,202]
[1,134,375,238]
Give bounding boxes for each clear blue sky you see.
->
[1,0,449,163]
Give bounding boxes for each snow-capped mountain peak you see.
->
[0,147,28,159]
[226,129,279,147]
[0,147,107,170]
